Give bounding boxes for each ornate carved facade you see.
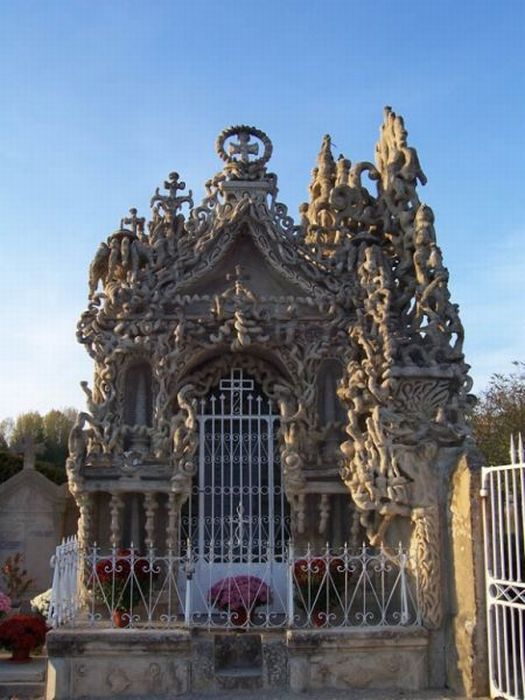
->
[68,110,473,628]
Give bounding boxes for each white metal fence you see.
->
[482,435,525,700]
[48,539,420,631]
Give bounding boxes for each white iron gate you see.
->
[482,437,525,700]
[181,368,291,615]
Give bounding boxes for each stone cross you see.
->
[228,131,259,163]
[226,265,250,298]
[12,434,44,470]
[164,172,185,197]
[121,208,145,237]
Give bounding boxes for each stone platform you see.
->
[0,652,47,699]
[45,626,431,699]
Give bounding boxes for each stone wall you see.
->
[445,449,489,697]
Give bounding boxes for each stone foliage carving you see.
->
[71,117,472,621]
[410,506,442,628]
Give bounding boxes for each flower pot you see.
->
[10,647,31,663]
[112,610,130,628]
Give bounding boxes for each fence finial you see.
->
[510,434,517,464]
[519,432,524,463]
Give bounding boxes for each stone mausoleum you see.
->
[46,110,487,698]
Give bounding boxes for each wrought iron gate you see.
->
[182,368,291,619]
[482,438,525,700]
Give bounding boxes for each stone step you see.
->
[0,657,46,700]
[216,665,262,678]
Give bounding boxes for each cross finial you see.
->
[164,172,186,197]
[228,131,259,163]
[121,207,145,236]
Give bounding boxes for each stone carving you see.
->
[105,666,131,694]
[216,125,273,180]
[70,116,472,630]
[410,506,443,629]
[12,433,44,470]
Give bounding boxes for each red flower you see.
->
[0,614,48,652]
[95,550,151,584]
[294,558,327,586]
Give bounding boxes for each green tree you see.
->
[0,408,77,483]
[471,362,525,465]
[10,411,45,448]
[42,408,77,465]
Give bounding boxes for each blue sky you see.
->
[0,0,523,417]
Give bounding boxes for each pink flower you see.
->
[0,593,11,614]
[208,576,271,612]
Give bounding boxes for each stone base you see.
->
[287,628,429,692]
[0,654,47,699]
[45,626,429,699]
[46,629,191,699]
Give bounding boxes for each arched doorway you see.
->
[183,367,291,618]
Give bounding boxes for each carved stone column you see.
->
[109,493,124,549]
[144,492,158,550]
[77,492,92,551]
[166,492,178,552]
[410,505,442,629]
[318,494,330,535]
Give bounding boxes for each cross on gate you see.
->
[228,131,259,162]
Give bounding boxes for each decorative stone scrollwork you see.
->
[410,506,443,629]
[216,125,273,180]
[170,384,198,503]
[71,112,472,632]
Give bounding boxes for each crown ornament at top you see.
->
[216,126,273,181]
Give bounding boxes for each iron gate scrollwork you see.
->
[182,368,291,562]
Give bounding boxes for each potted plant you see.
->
[208,575,271,626]
[92,549,156,627]
[0,614,48,662]
[1,554,34,610]
[0,592,11,620]
[293,556,347,627]
[30,589,51,620]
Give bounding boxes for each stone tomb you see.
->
[46,112,487,697]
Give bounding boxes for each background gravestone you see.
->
[0,469,76,593]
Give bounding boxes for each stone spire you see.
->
[303,134,340,252]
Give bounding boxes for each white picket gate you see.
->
[482,435,525,700]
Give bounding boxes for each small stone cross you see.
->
[226,265,250,297]
[164,172,186,197]
[12,434,45,470]
[121,208,145,236]
[228,131,259,163]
